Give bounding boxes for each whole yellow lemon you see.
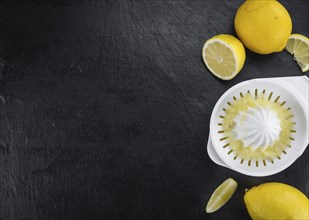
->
[234,0,292,54]
[244,182,309,220]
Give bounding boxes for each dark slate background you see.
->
[0,0,308,219]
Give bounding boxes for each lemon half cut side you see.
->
[202,34,246,80]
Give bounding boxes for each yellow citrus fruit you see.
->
[285,34,309,72]
[235,0,292,54]
[244,182,309,220]
[202,34,246,80]
[206,178,238,213]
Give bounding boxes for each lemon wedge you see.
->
[285,34,309,72]
[206,178,238,213]
[202,34,246,80]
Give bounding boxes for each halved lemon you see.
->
[202,34,246,80]
[206,178,238,213]
[285,34,309,72]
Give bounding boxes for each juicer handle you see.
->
[280,76,309,108]
[279,76,309,144]
[207,136,229,168]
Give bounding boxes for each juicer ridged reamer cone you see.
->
[233,106,282,149]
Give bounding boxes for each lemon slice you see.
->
[202,34,246,80]
[206,178,238,213]
[285,34,309,72]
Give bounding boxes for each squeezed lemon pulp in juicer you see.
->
[222,93,294,161]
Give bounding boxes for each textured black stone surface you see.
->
[0,0,308,219]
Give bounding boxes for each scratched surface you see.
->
[0,0,308,219]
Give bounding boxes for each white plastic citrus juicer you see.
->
[207,76,309,177]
